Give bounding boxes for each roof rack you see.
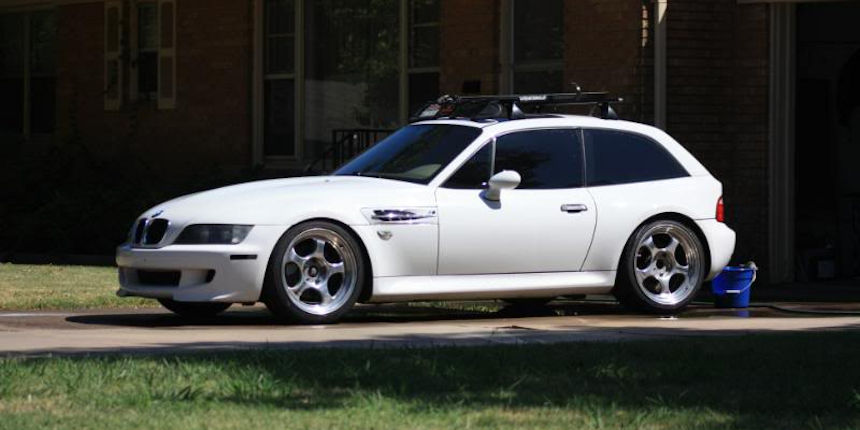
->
[409,86,623,123]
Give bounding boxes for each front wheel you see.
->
[614,220,706,313]
[262,221,366,324]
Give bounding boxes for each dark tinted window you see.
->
[585,129,688,186]
[494,129,583,189]
[443,143,493,189]
[335,124,481,184]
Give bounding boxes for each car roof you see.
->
[412,115,711,177]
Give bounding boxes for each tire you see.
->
[157,298,231,317]
[614,219,706,313]
[502,297,555,307]
[262,221,366,324]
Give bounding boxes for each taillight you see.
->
[716,196,725,223]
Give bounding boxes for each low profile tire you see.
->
[157,298,231,317]
[614,219,706,313]
[262,221,366,324]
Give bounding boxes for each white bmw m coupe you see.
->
[117,93,735,323]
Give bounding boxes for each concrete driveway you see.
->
[1,301,858,356]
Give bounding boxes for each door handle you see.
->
[561,204,588,213]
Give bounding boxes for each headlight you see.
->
[174,224,253,244]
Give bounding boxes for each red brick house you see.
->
[1,0,859,284]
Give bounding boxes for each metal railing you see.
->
[303,128,393,175]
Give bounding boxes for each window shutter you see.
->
[104,1,123,111]
[157,0,176,109]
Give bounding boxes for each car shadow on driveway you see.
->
[60,300,784,329]
[62,300,648,328]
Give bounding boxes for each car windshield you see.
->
[333,124,482,184]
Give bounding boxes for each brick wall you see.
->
[56,0,253,178]
[664,1,770,271]
[439,0,500,95]
[564,0,647,122]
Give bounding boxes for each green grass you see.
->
[1,333,859,429]
[0,264,151,310]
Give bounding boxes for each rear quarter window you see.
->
[584,129,688,186]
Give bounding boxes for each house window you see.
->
[258,0,445,163]
[263,0,297,157]
[137,3,158,97]
[408,0,439,114]
[511,0,563,93]
[109,0,175,110]
[303,0,400,155]
[0,10,56,139]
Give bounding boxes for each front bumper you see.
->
[695,219,737,281]
[116,225,284,302]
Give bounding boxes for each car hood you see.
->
[139,176,436,226]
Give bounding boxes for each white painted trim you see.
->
[654,0,667,130]
[768,3,796,283]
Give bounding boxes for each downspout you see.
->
[654,0,667,130]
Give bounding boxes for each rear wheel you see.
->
[614,220,705,313]
[263,221,366,324]
[157,298,231,317]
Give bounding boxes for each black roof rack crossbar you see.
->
[409,90,623,122]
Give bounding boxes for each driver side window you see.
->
[443,128,584,189]
[442,143,493,189]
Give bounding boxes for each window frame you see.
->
[500,0,565,93]
[126,0,175,109]
[581,127,690,188]
[440,127,587,190]
[132,1,159,100]
[260,0,301,160]
[0,7,56,139]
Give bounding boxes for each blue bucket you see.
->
[711,264,757,308]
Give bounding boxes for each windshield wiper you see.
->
[352,171,401,180]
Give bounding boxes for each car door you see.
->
[435,128,597,275]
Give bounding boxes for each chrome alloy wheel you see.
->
[280,228,357,316]
[632,223,703,306]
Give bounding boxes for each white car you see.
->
[117,94,735,323]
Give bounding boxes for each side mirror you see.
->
[484,170,521,201]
